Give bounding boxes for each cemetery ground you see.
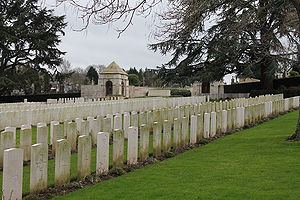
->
[49,110,300,200]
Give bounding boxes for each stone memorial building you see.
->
[81,62,129,98]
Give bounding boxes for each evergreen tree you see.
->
[86,66,99,84]
[0,0,67,95]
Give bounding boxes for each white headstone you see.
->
[140,124,149,161]
[210,112,217,137]
[3,148,23,200]
[153,122,162,157]
[37,123,48,145]
[77,135,92,181]
[20,125,32,161]
[54,139,71,186]
[190,115,197,144]
[0,130,15,168]
[30,143,48,193]
[127,127,138,165]
[113,129,124,168]
[204,113,210,138]
[50,121,59,145]
[221,110,228,133]
[173,118,181,149]
[96,132,110,175]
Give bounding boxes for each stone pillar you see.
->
[54,139,71,187]
[140,124,149,161]
[96,132,109,175]
[221,110,228,134]
[153,122,162,157]
[20,125,32,161]
[113,129,124,168]
[204,113,210,138]
[190,115,197,144]
[37,123,48,145]
[127,127,138,165]
[30,143,48,193]
[77,135,92,181]
[2,148,23,200]
[0,130,15,168]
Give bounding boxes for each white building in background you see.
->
[98,62,129,97]
[81,62,129,98]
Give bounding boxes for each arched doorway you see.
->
[106,81,113,96]
[121,81,125,96]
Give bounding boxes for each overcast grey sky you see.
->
[46,1,171,71]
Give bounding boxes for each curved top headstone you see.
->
[101,61,128,75]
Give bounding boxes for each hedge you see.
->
[170,89,191,97]
[250,89,300,98]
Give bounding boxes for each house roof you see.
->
[101,61,128,75]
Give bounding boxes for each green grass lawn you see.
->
[51,111,300,200]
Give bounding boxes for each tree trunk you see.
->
[259,0,274,90]
[288,0,300,140]
[261,65,274,89]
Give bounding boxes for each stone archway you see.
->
[106,81,113,96]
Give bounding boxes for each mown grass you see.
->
[51,111,300,200]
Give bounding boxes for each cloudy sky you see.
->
[46,1,172,71]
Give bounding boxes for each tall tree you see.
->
[150,0,298,89]
[0,0,67,95]
[86,66,99,84]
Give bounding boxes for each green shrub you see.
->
[198,138,209,145]
[170,89,191,97]
[109,167,126,176]
[289,70,300,77]
[164,151,175,158]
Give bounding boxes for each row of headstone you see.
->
[1,94,299,199]
[0,94,292,166]
[0,94,293,166]
[0,96,207,130]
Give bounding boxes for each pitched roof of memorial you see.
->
[102,61,128,75]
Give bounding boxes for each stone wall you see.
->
[148,90,171,97]
[81,85,104,99]
[129,86,155,98]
